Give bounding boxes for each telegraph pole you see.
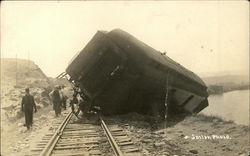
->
[15,54,18,86]
[28,51,30,73]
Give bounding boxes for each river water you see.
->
[201,90,249,126]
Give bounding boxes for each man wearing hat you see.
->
[21,88,37,130]
[49,85,62,117]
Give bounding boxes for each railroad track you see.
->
[26,111,140,156]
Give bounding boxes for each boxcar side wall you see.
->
[106,29,208,114]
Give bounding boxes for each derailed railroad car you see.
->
[66,29,209,118]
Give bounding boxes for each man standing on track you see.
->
[49,85,62,117]
[21,88,37,130]
[60,85,67,110]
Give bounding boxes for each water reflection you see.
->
[201,90,249,125]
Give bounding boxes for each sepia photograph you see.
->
[1,1,249,156]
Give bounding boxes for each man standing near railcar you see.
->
[60,85,67,110]
[21,88,37,130]
[49,85,62,117]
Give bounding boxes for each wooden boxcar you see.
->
[66,29,209,117]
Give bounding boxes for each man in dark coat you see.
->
[49,86,62,117]
[21,88,37,130]
[60,85,67,110]
[70,92,79,115]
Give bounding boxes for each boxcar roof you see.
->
[107,29,207,87]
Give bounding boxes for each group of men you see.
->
[21,85,67,130]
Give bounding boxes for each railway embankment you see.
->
[103,113,249,156]
[2,110,248,156]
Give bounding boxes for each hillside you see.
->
[0,58,73,155]
[1,58,49,88]
[1,58,53,120]
[1,58,73,119]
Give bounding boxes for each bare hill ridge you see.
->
[1,58,72,119]
[1,58,52,120]
[1,58,49,87]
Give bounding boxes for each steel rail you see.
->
[99,116,124,156]
[39,112,73,156]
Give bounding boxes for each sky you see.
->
[1,1,249,77]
